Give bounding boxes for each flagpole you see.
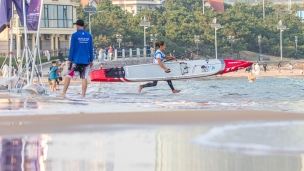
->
[30,0,44,85]
[8,2,14,90]
[22,0,30,84]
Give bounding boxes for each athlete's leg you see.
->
[167,80,181,93]
[166,80,175,91]
[143,81,158,88]
[138,81,158,93]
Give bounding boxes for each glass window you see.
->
[58,6,64,19]
[48,5,57,19]
[58,20,64,28]
[41,4,73,28]
[66,6,72,19]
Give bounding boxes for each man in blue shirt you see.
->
[59,19,94,98]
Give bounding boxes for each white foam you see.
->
[193,121,304,155]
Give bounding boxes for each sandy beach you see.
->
[1,63,304,171]
[1,110,304,136]
[1,110,304,171]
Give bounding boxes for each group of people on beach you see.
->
[50,20,180,98]
[246,61,303,83]
[44,19,304,97]
[98,45,114,62]
[52,19,180,98]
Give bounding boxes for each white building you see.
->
[81,0,165,15]
[112,0,165,15]
[0,0,79,58]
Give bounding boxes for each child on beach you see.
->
[49,61,58,92]
[49,61,65,92]
[248,71,256,83]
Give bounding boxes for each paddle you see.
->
[164,49,200,62]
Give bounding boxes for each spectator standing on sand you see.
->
[263,62,267,73]
[289,63,293,73]
[278,62,282,73]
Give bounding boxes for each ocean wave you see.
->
[193,121,304,155]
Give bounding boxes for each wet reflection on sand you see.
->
[1,135,49,171]
[0,99,40,110]
[1,126,304,171]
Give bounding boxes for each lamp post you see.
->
[211,17,221,59]
[124,0,126,14]
[150,33,158,50]
[203,0,205,14]
[194,35,200,56]
[258,35,262,60]
[116,34,123,48]
[84,6,103,35]
[258,35,262,54]
[295,36,298,59]
[277,20,286,61]
[89,11,103,35]
[228,35,235,58]
[263,0,265,19]
[140,16,150,48]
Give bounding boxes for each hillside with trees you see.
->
[76,0,304,59]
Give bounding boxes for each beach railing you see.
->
[112,48,155,60]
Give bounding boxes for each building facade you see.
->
[0,0,78,58]
[224,0,303,4]
[81,0,165,15]
[112,0,165,15]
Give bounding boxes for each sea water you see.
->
[0,76,304,114]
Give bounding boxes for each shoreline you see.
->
[1,110,304,136]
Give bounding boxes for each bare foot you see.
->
[138,85,143,93]
[57,94,66,98]
[172,90,181,94]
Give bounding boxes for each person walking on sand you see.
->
[138,41,181,94]
[58,19,94,98]
[263,62,267,73]
[278,62,282,73]
[254,62,260,75]
[44,50,50,61]
[98,48,103,62]
[108,45,113,61]
[289,63,293,73]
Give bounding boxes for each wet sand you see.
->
[1,74,304,170]
[222,68,304,78]
[1,110,304,136]
[2,110,304,171]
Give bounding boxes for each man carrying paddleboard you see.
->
[138,41,181,94]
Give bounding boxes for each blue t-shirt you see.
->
[49,66,58,80]
[68,30,94,64]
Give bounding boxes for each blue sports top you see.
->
[68,30,94,64]
[153,49,165,64]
